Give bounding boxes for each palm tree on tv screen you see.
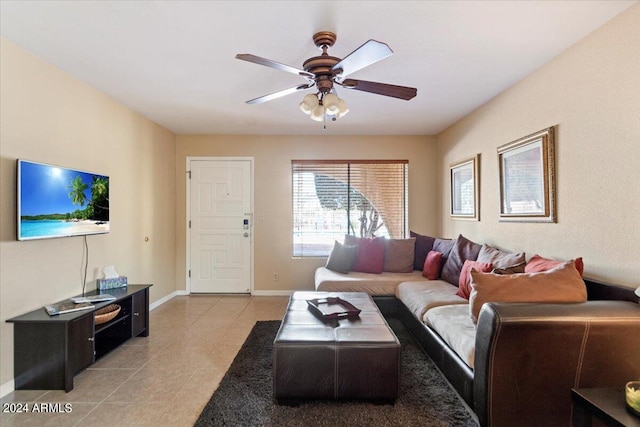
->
[91,176,109,222]
[68,176,88,207]
[67,175,109,222]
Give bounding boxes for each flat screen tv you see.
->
[17,159,109,241]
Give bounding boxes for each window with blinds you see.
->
[292,160,408,257]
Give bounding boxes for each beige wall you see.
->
[436,4,640,287]
[176,135,437,293]
[0,39,177,389]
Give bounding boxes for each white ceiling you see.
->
[1,1,635,136]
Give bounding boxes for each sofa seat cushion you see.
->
[396,280,468,320]
[315,267,427,296]
[424,304,476,369]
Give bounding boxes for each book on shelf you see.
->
[44,301,94,316]
[71,294,116,304]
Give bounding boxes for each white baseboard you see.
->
[156,290,293,298]
[1,379,15,399]
[149,290,179,310]
[251,290,294,296]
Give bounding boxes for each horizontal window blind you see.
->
[292,160,408,257]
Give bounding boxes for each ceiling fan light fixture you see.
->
[337,99,349,118]
[300,91,347,123]
[310,104,325,121]
[299,93,319,114]
[323,93,340,115]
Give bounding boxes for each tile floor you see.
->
[0,294,289,427]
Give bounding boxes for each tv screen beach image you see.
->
[18,160,109,240]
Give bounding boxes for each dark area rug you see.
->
[195,319,478,427]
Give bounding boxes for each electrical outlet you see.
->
[273,273,279,281]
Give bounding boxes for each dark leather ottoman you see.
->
[273,291,400,401]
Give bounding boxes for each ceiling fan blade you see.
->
[245,83,314,105]
[341,79,417,100]
[331,40,393,78]
[236,54,315,80]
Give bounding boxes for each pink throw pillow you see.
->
[525,254,584,276]
[344,235,385,274]
[422,250,443,280]
[456,260,493,299]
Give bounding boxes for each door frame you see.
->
[185,156,255,294]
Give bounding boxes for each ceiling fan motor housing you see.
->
[315,76,334,93]
[303,56,341,89]
[303,31,343,93]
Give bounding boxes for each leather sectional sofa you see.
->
[315,234,640,426]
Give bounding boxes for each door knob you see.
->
[244,232,249,237]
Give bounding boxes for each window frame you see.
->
[292,159,409,258]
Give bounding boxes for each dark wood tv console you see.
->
[6,284,151,392]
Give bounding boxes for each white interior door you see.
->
[189,159,252,293]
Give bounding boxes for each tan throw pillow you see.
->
[383,238,416,273]
[468,261,587,323]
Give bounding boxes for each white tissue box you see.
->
[97,276,128,290]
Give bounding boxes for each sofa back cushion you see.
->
[344,235,385,274]
[325,240,359,274]
[383,238,416,273]
[476,244,526,270]
[433,237,455,260]
[410,231,436,270]
[441,235,482,286]
[491,262,526,275]
[469,261,587,323]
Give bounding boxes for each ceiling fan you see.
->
[236,31,417,122]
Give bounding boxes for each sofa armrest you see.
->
[474,301,640,427]
[584,277,640,303]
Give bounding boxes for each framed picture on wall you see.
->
[450,154,479,220]
[498,126,556,222]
